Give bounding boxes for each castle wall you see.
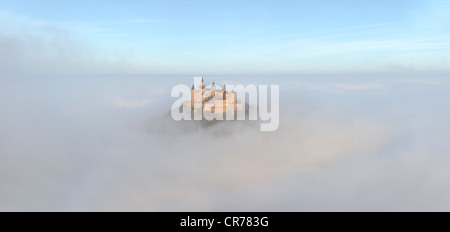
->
[188,80,241,115]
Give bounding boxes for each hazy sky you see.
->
[1,0,449,74]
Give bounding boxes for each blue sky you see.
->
[1,0,449,74]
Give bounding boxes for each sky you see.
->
[1,0,449,74]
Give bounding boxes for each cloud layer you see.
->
[1,73,449,211]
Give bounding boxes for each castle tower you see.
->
[223,84,226,112]
[191,84,195,109]
[211,82,216,98]
[201,77,205,91]
[231,90,236,103]
[222,84,226,98]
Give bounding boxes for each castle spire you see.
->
[192,84,195,90]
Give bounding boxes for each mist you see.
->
[1,69,450,211]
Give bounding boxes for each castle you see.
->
[185,78,243,114]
